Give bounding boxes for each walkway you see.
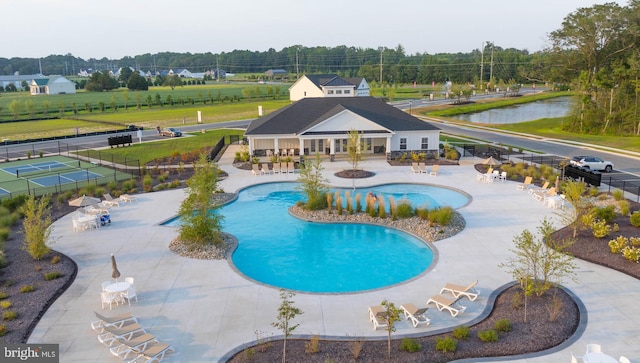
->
[28,145,640,362]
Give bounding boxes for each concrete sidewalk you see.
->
[29,149,640,362]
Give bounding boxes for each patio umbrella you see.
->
[111,253,121,282]
[68,195,101,207]
[482,156,501,166]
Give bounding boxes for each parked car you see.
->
[569,156,614,172]
[127,125,143,131]
[160,128,182,137]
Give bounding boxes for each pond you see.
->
[451,96,572,124]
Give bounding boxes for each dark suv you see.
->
[160,128,182,137]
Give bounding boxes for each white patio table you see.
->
[583,352,618,363]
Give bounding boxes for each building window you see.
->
[421,137,429,150]
[328,90,334,94]
[310,140,316,153]
[344,90,350,94]
[400,138,407,150]
[365,138,372,151]
[318,139,324,153]
[336,90,342,94]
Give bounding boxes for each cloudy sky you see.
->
[4,0,626,59]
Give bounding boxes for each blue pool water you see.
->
[165,182,470,293]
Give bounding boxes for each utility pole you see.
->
[479,42,484,87]
[379,47,383,84]
[489,42,494,85]
[296,48,299,79]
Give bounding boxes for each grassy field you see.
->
[0,83,289,120]
[82,129,245,165]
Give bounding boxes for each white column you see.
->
[274,138,279,156]
[330,138,336,155]
[386,137,391,154]
[299,139,305,156]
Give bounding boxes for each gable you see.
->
[302,110,391,135]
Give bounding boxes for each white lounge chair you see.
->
[287,161,295,173]
[429,164,439,176]
[119,194,137,203]
[124,342,175,363]
[110,333,158,360]
[368,305,389,330]
[426,295,467,317]
[272,163,281,174]
[97,322,146,347]
[400,303,430,328]
[516,176,533,191]
[261,164,272,175]
[418,162,427,174]
[440,280,480,301]
[103,193,121,207]
[91,311,138,333]
[251,163,261,176]
[411,162,420,174]
[528,181,550,195]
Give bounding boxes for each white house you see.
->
[289,74,370,101]
[29,76,76,95]
[245,97,440,159]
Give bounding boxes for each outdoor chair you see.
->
[426,295,466,317]
[400,303,430,328]
[367,305,389,330]
[440,280,480,301]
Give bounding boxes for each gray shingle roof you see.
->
[245,97,440,135]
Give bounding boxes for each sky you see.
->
[4,0,627,60]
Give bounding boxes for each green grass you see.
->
[85,129,245,165]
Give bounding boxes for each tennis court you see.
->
[0,156,135,198]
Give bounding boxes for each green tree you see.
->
[347,129,364,171]
[379,300,403,359]
[21,195,52,260]
[118,67,133,85]
[499,218,577,322]
[163,75,182,90]
[561,178,589,238]
[296,153,329,210]
[271,289,303,363]
[178,153,224,249]
[8,100,22,119]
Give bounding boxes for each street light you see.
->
[409,100,412,115]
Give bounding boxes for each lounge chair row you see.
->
[252,162,297,175]
[368,280,480,330]
[92,311,174,362]
[411,162,439,176]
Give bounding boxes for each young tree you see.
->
[561,179,589,238]
[22,195,52,260]
[178,153,224,249]
[272,289,303,363]
[296,153,329,210]
[347,129,364,171]
[379,300,403,359]
[163,75,183,90]
[499,218,577,322]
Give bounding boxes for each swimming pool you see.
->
[165,182,470,293]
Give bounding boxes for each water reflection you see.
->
[451,96,572,124]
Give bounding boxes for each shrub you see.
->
[349,338,364,360]
[429,206,454,226]
[619,200,630,216]
[0,292,7,300]
[2,311,17,321]
[0,300,11,309]
[20,285,35,293]
[0,324,6,336]
[395,200,414,219]
[452,326,470,340]
[434,336,457,352]
[591,219,611,239]
[588,187,599,197]
[631,211,640,227]
[478,329,499,342]
[415,207,429,220]
[142,174,153,192]
[399,338,422,352]
[44,271,62,281]
[592,205,616,223]
[612,189,624,201]
[622,246,640,263]
[631,237,640,247]
[51,255,61,264]
[304,335,320,354]
[609,236,628,254]
[0,227,9,242]
[494,319,512,332]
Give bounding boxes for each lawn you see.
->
[81,129,245,165]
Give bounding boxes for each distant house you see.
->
[78,69,95,77]
[169,69,192,78]
[0,74,44,91]
[29,76,76,95]
[289,74,370,101]
[265,69,287,80]
[245,96,440,158]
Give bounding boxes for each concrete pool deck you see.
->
[29,145,640,362]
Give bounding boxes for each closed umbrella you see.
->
[69,195,101,207]
[482,156,501,166]
[111,253,121,282]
